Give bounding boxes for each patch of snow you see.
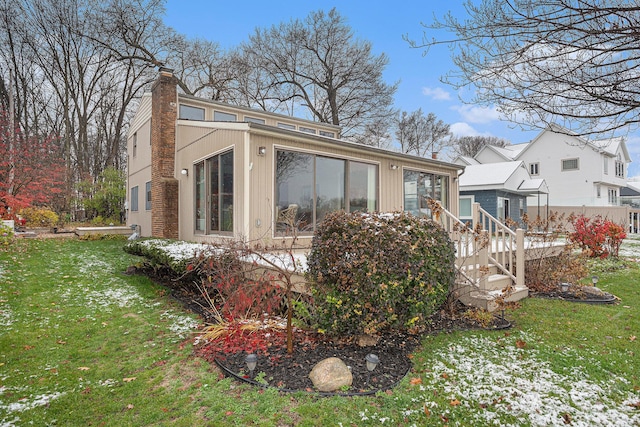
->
[160,311,198,339]
[415,333,639,427]
[0,305,13,328]
[73,254,112,275]
[83,284,143,310]
[137,239,221,263]
[242,252,308,273]
[98,379,117,388]
[0,391,65,414]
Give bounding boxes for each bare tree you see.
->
[0,0,171,217]
[351,116,395,149]
[451,135,510,158]
[412,0,640,137]
[239,8,397,138]
[394,109,451,157]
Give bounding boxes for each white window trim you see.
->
[459,195,474,220]
[561,158,579,172]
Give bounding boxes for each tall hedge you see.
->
[307,211,455,336]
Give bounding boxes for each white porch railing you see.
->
[432,200,525,290]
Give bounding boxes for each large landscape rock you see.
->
[308,357,353,392]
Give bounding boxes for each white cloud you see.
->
[451,104,502,124]
[450,122,493,138]
[422,86,451,101]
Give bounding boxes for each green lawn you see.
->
[0,238,638,426]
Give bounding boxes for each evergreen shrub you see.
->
[307,211,455,336]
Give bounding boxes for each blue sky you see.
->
[163,0,640,177]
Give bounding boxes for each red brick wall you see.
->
[150,69,179,238]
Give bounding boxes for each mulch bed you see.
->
[530,286,618,305]
[129,266,511,394]
[201,309,511,394]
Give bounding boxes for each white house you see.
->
[474,124,631,208]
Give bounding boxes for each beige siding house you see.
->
[127,69,463,246]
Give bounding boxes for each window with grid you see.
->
[615,160,624,178]
[561,158,579,171]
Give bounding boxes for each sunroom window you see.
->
[403,169,449,217]
[275,150,378,233]
[194,150,234,234]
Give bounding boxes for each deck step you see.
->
[457,284,529,312]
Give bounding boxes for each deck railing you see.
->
[473,203,525,288]
[432,200,525,289]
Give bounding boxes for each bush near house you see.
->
[124,238,286,322]
[18,206,59,227]
[124,238,217,274]
[307,211,455,336]
[569,214,626,258]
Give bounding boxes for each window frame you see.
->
[277,122,296,130]
[145,181,151,211]
[274,149,379,235]
[299,126,316,134]
[402,168,450,219]
[244,116,265,124]
[130,186,139,212]
[615,154,624,178]
[179,104,205,120]
[529,162,539,176]
[319,130,336,138]
[459,195,474,220]
[193,149,234,235]
[213,111,237,122]
[561,158,579,172]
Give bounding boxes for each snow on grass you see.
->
[68,252,114,276]
[408,333,640,427]
[160,311,199,340]
[0,390,66,414]
[84,284,143,309]
[619,234,640,259]
[0,303,13,329]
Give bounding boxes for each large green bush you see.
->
[307,211,455,336]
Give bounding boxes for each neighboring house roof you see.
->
[473,143,529,163]
[452,155,480,166]
[621,185,640,197]
[597,136,631,162]
[459,161,548,195]
[518,178,549,194]
[627,181,640,193]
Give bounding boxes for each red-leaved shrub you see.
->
[569,214,626,258]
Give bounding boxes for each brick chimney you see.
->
[150,68,179,238]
